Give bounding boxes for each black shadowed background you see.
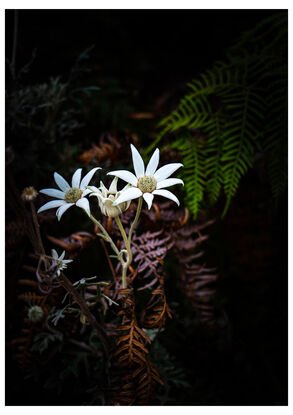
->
[5,9,287,405]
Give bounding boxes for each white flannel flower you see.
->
[37,167,100,220]
[107,144,183,209]
[88,177,131,218]
[51,249,73,276]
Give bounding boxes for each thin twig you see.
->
[60,272,110,354]
[30,201,45,255]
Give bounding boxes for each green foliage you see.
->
[149,337,191,405]
[28,327,106,402]
[30,331,63,354]
[147,13,287,217]
[5,46,100,183]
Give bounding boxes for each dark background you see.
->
[5,9,288,405]
[5,10,276,108]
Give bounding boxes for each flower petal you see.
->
[51,249,58,259]
[146,148,160,176]
[152,189,180,206]
[80,167,101,190]
[59,251,65,260]
[156,178,184,189]
[89,190,102,199]
[71,168,82,188]
[108,177,118,193]
[63,259,73,264]
[87,185,99,192]
[37,200,67,213]
[131,144,145,178]
[143,192,154,210]
[56,203,74,221]
[154,163,183,182]
[112,187,142,206]
[39,188,65,199]
[54,172,71,192]
[76,197,91,216]
[120,183,132,193]
[99,181,108,194]
[107,170,138,186]
[82,188,91,197]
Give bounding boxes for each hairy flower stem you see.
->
[89,214,120,257]
[128,197,143,246]
[115,216,132,289]
[115,197,143,289]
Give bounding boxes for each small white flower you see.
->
[107,144,184,209]
[37,167,100,220]
[51,249,73,276]
[88,177,131,218]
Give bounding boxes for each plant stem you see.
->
[60,272,110,354]
[115,216,131,261]
[115,216,132,289]
[30,201,45,255]
[128,196,143,246]
[89,214,120,257]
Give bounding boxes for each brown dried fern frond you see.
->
[114,289,151,367]
[173,221,221,329]
[110,289,164,405]
[134,358,164,405]
[46,231,96,258]
[143,200,223,329]
[78,133,121,164]
[78,132,139,166]
[131,230,173,290]
[141,277,172,330]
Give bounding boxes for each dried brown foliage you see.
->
[78,134,121,164]
[78,132,139,165]
[11,278,61,369]
[46,231,96,258]
[173,222,219,328]
[110,289,164,405]
[131,230,173,290]
[105,199,220,330]
[141,277,173,330]
[114,289,151,367]
[139,201,221,329]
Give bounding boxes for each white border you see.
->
[1,3,291,413]
[0,1,291,10]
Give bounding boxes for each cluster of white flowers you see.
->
[37,145,184,220]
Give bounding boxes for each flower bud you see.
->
[28,305,44,323]
[88,177,131,218]
[21,186,38,202]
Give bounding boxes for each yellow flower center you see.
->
[65,187,83,203]
[137,175,157,193]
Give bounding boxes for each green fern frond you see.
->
[148,12,287,218]
[170,132,206,217]
[202,111,225,204]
